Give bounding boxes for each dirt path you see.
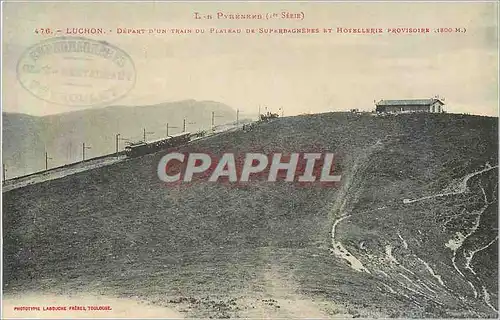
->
[328,139,385,273]
[239,265,348,319]
[402,164,498,204]
[331,214,371,273]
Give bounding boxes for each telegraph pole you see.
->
[143,128,154,142]
[236,109,239,127]
[211,111,223,131]
[211,111,216,131]
[167,123,179,136]
[68,141,73,163]
[115,134,129,157]
[115,134,120,157]
[2,164,6,184]
[182,118,195,132]
[82,143,91,162]
[45,152,53,170]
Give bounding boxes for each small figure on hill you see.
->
[259,111,279,122]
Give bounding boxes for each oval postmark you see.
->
[16,36,136,107]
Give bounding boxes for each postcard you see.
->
[2,1,498,319]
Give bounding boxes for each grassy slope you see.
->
[3,112,498,318]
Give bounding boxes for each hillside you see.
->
[2,112,498,318]
[2,100,236,178]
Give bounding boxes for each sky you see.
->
[2,1,499,117]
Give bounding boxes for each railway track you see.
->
[2,123,247,193]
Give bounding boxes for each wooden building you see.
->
[375,98,444,113]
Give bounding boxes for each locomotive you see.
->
[259,111,279,122]
[125,132,191,158]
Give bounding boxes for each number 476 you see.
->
[35,28,52,34]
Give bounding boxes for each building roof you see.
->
[375,98,444,106]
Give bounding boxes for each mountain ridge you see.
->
[2,100,237,178]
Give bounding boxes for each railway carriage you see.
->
[125,132,191,158]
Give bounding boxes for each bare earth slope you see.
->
[3,112,498,318]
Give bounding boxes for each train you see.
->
[125,132,191,158]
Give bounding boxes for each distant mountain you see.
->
[2,100,236,178]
